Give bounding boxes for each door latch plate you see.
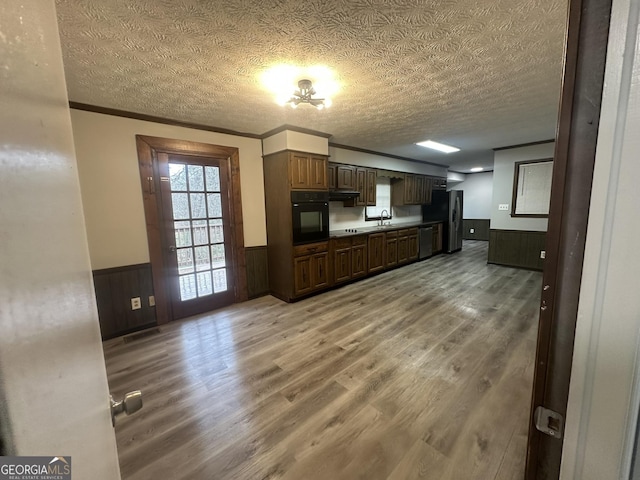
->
[534,406,564,439]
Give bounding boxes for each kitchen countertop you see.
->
[329,220,443,238]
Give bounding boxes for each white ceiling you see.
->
[55,0,568,172]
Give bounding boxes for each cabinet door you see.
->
[337,165,356,190]
[368,233,386,273]
[352,243,368,278]
[414,176,424,205]
[289,153,310,190]
[408,230,419,260]
[433,223,443,253]
[333,247,351,284]
[386,236,398,267]
[366,169,377,205]
[404,174,416,204]
[294,255,313,295]
[312,252,329,289]
[355,167,367,206]
[397,235,408,264]
[328,163,337,190]
[309,156,328,190]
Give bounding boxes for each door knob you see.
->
[169,245,176,252]
[110,390,143,426]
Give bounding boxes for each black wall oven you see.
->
[291,191,329,245]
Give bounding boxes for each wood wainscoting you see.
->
[488,229,547,271]
[93,263,157,340]
[94,254,270,339]
[245,246,269,298]
[462,219,490,241]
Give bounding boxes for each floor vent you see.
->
[122,327,161,344]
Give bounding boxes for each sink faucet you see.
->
[379,209,389,226]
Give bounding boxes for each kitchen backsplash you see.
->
[329,202,422,230]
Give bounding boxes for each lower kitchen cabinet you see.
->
[331,237,352,284]
[385,231,398,267]
[397,229,409,264]
[368,233,386,273]
[351,236,368,278]
[293,242,329,296]
[408,228,419,260]
[432,223,443,254]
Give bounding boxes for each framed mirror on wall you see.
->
[511,158,554,217]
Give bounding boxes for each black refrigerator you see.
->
[422,190,463,253]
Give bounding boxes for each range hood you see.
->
[328,189,361,201]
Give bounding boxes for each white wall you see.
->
[561,0,640,478]
[490,143,554,231]
[262,130,329,155]
[71,110,266,270]
[450,171,493,219]
[0,1,120,477]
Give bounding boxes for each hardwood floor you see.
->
[104,240,542,479]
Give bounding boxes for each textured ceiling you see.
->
[55,0,568,172]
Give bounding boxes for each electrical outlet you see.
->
[148,295,155,307]
[131,297,141,310]
[498,204,509,211]
[470,228,475,234]
[540,250,546,259]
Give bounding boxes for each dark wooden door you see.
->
[333,246,351,284]
[337,165,355,189]
[293,255,312,295]
[355,167,367,206]
[352,242,367,278]
[386,235,398,267]
[158,153,236,320]
[525,0,612,477]
[366,169,377,206]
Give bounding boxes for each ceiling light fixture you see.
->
[416,140,460,154]
[287,79,329,109]
[470,167,484,172]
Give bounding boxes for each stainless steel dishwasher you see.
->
[419,226,433,259]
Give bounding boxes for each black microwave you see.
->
[291,191,330,245]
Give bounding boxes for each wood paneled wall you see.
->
[93,263,157,340]
[246,246,269,298]
[488,229,547,271]
[94,251,269,339]
[463,219,490,241]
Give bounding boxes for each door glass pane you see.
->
[194,245,211,272]
[212,269,228,293]
[190,193,206,219]
[207,193,222,218]
[205,166,220,192]
[192,220,208,245]
[188,165,205,192]
[169,164,187,191]
[209,219,224,243]
[172,193,190,220]
[211,244,226,268]
[169,161,230,305]
[176,248,194,274]
[179,274,197,301]
[174,221,192,247]
[197,271,213,296]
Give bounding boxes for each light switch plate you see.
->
[131,297,141,310]
[498,204,509,211]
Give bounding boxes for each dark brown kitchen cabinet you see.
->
[351,236,368,278]
[397,229,409,264]
[368,233,386,273]
[289,152,328,190]
[408,228,419,260]
[385,231,398,267]
[365,169,377,205]
[354,167,367,206]
[331,237,352,284]
[392,174,435,206]
[337,165,356,190]
[432,223,443,254]
[293,241,329,296]
[328,163,337,190]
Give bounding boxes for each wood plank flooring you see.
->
[104,240,542,479]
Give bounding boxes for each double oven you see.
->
[291,191,329,245]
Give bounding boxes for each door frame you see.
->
[525,0,613,477]
[135,135,248,324]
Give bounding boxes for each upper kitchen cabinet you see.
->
[392,174,438,206]
[289,151,328,190]
[336,164,356,190]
